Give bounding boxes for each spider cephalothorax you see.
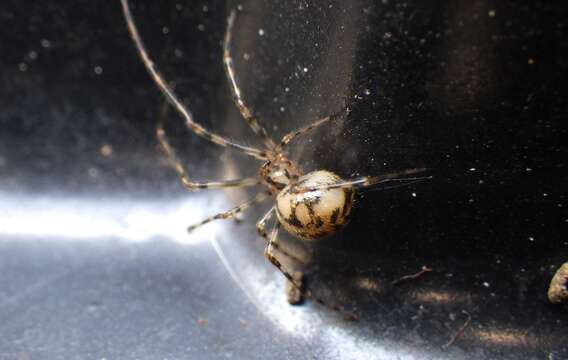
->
[259,154,301,194]
[121,0,428,303]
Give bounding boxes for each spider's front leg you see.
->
[223,10,276,149]
[275,106,351,153]
[120,0,267,160]
[187,192,270,232]
[156,103,260,191]
[255,206,276,239]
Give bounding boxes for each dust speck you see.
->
[100,144,113,158]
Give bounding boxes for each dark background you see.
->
[0,0,566,359]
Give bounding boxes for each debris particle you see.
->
[100,144,113,157]
[548,262,568,304]
[442,310,471,349]
[391,266,432,286]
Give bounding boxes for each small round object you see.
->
[275,170,355,240]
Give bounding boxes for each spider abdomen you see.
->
[275,170,355,240]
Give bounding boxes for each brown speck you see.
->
[391,266,433,286]
[197,317,208,326]
[527,58,535,65]
[238,318,247,326]
[100,144,113,157]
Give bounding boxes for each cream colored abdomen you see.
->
[275,170,354,240]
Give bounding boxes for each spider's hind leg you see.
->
[300,168,432,192]
[264,223,357,319]
[263,222,305,299]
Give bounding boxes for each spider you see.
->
[121,0,429,301]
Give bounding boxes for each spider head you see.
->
[260,154,301,194]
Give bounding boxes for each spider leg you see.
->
[156,104,260,191]
[255,206,276,239]
[298,168,432,192]
[256,207,308,265]
[264,222,304,289]
[224,10,276,150]
[188,192,270,232]
[264,224,357,319]
[277,116,331,151]
[276,106,351,152]
[120,0,268,160]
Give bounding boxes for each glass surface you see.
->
[0,1,566,359]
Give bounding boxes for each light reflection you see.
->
[356,276,384,293]
[473,328,538,347]
[411,289,472,305]
[0,191,227,244]
[0,190,468,359]
[237,261,454,360]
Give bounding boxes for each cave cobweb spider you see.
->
[121,0,430,311]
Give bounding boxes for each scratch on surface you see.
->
[0,270,72,309]
[207,234,267,317]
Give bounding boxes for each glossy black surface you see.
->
[0,1,566,359]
